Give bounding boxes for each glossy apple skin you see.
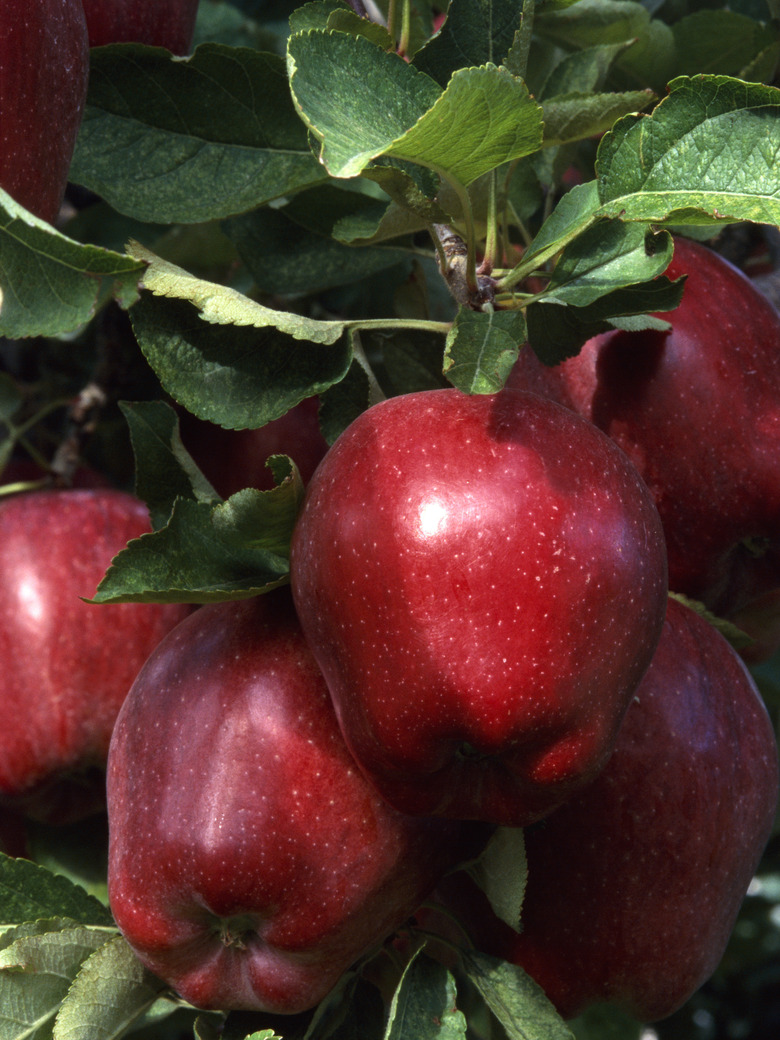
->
[107,593,488,1014]
[81,0,200,54]
[0,0,89,223]
[178,397,330,497]
[290,388,668,826]
[508,236,780,625]
[0,489,191,824]
[425,598,779,1022]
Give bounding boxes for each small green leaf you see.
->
[52,935,168,1040]
[223,205,410,296]
[92,484,301,604]
[541,89,655,148]
[536,0,650,51]
[0,193,143,339]
[670,10,778,79]
[387,64,544,187]
[385,952,467,1040]
[318,359,372,444]
[413,0,526,87]
[596,76,780,226]
[129,292,352,433]
[444,309,526,394]
[537,41,634,98]
[71,45,327,223]
[287,30,442,179]
[461,949,574,1040]
[544,224,673,307]
[128,242,349,345]
[467,829,527,933]
[120,401,221,530]
[0,856,113,927]
[526,274,685,365]
[513,181,602,274]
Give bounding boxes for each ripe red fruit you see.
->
[178,398,329,497]
[0,0,89,223]
[81,0,200,54]
[290,388,668,826]
[426,598,779,1021]
[107,594,487,1014]
[0,488,190,824]
[508,236,780,629]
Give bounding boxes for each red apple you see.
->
[425,598,779,1022]
[508,236,780,630]
[178,397,329,497]
[0,0,89,223]
[0,488,191,824]
[290,388,668,826]
[81,0,200,54]
[106,593,488,1014]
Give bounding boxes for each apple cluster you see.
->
[0,229,777,1025]
[104,238,778,1023]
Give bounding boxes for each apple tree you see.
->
[0,0,778,1038]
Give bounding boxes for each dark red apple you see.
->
[106,593,487,1014]
[508,236,780,630]
[0,0,89,223]
[178,397,329,498]
[290,388,668,826]
[0,488,191,824]
[425,598,779,1022]
[81,0,200,54]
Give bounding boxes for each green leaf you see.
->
[386,64,544,187]
[385,953,467,1040]
[318,359,372,444]
[413,0,526,86]
[671,10,778,79]
[443,309,526,393]
[536,0,650,51]
[222,204,410,295]
[327,8,395,50]
[525,274,685,364]
[505,180,602,280]
[289,0,353,35]
[287,30,442,179]
[0,856,113,928]
[596,76,780,226]
[544,224,673,307]
[537,41,635,98]
[461,949,574,1040]
[541,89,655,148]
[120,401,220,530]
[52,935,168,1040]
[92,484,301,604]
[129,293,352,432]
[128,241,348,345]
[71,44,327,223]
[0,920,117,1040]
[467,829,527,933]
[0,193,143,339]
